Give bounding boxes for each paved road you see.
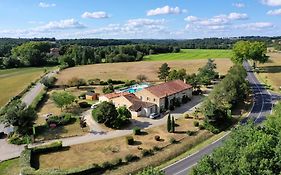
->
[163,61,278,175]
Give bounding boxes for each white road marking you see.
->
[173,163,197,175]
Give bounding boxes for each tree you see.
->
[171,116,175,133]
[158,63,170,82]
[197,59,218,85]
[51,91,76,111]
[102,84,114,94]
[136,74,148,82]
[41,76,57,88]
[0,100,37,135]
[136,167,164,175]
[67,77,87,89]
[168,69,187,81]
[92,102,130,129]
[232,41,269,68]
[167,114,172,132]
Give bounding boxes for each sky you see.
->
[0,0,280,39]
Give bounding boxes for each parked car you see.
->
[91,103,100,109]
[149,113,160,119]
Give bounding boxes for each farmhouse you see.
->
[135,80,192,113]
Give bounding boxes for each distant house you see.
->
[49,48,60,57]
[85,92,98,101]
[135,80,192,113]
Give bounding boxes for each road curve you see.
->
[163,61,276,175]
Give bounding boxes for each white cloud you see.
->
[261,0,281,6]
[147,5,183,16]
[185,12,248,27]
[235,22,274,30]
[81,11,109,19]
[126,18,165,27]
[38,2,56,8]
[233,3,245,8]
[267,8,281,15]
[36,19,86,31]
[227,12,248,20]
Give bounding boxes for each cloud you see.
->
[36,19,86,31]
[232,3,245,8]
[81,11,109,19]
[38,2,56,8]
[126,18,165,27]
[147,5,183,16]
[234,22,274,30]
[261,0,281,6]
[267,8,281,15]
[185,12,248,27]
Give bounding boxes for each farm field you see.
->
[256,52,281,92]
[144,49,233,61]
[0,67,52,107]
[56,58,233,84]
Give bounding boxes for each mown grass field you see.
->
[0,67,52,107]
[255,52,281,92]
[0,158,20,175]
[144,49,233,61]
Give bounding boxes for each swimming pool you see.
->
[121,83,150,93]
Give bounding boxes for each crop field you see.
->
[144,49,233,61]
[56,59,233,84]
[256,52,281,92]
[0,67,51,107]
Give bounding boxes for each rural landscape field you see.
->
[0,67,51,107]
[0,0,281,175]
[144,49,233,61]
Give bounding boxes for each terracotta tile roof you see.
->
[103,92,130,99]
[123,94,155,112]
[144,80,192,98]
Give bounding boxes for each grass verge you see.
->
[0,158,20,175]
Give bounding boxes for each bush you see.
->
[154,135,161,141]
[199,124,205,130]
[124,154,139,162]
[153,146,162,151]
[111,158,123,166]
[133,126,141,135]
[78,101,91,108]
[169,137,177,144]
[141,149,154,157]
[194,121,199,127]
[126,136,134,145]
[184,113,191,119]
[169,105,175,111]
[9,134,31,145]
[101,161,112,169]
[46,113,73,126]
[186,130,197,136]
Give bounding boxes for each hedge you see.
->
[32,141,63,154]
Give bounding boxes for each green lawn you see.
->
[0,158,20,175]
[144,49,233,61]
[0,67,54,107]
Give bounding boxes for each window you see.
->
[147,97,150,101]
[140,96,142,100]
[153,98,156,102]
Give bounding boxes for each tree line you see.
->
[0,41,179,69]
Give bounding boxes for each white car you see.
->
[149,113,160,119]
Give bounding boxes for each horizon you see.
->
[0,0,281,39]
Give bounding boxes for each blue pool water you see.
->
[121,83,150,93]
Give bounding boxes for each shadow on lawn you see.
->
[258,65,281,74]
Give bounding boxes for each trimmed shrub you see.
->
[9,134,31,145]
[32,141,63,154]
[78,101,91,108]
[169,137,177,144]
[124,154,139,162]
[141,149,154,157]
[193,121,199,127]
[133,126,141,135]
[154,135,161,141]
[126,136,134,145]
[101,161,112,169]
[111,158,123,166]
[46,113,73,126]
[184,113,192,119]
